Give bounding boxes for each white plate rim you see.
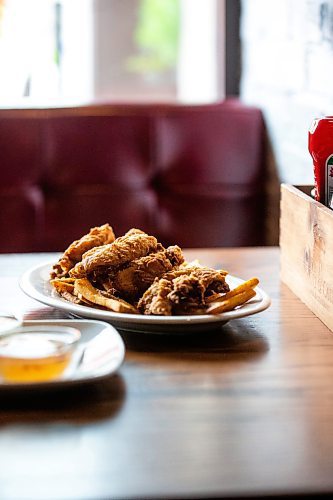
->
[19,261,271,329]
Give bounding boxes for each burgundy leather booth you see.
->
[0,100,266,253]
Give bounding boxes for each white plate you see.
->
[0,319,125,391]
[19,262,271,334]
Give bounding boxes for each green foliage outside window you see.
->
[127,0,180,74]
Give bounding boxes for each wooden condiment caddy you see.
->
[280,184,333,331]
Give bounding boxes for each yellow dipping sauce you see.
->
[0,326,81,383]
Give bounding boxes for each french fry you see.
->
[207,288,256,314]
[50,278,75,294]
[74,278,138,314]
[206,277,259,304]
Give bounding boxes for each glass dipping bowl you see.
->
[0,325,81,383]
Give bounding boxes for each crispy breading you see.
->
[51,223,115,278]
[112,245,184,298]
[169,267,229,302]
[138,266,229,315]
[138,278,173,316]
[70,228,158,277]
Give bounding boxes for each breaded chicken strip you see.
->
[138,265,229,315]
[111,245,184,299]
[137,278,173,316]
[70,228,158,278]
[51,223,115,278]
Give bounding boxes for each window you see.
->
[0,0,225,105]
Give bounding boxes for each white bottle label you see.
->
[325,154,333,208]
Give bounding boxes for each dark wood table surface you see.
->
[1,247,333,500]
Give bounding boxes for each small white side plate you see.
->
[0,319,125,391]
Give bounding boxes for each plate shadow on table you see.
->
[0,373,126,423]
[121,318,269,361]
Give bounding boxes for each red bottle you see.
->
[309,116,333,208]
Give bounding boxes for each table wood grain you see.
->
[1,248,333,500]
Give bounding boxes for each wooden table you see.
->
[1,248,333,500]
